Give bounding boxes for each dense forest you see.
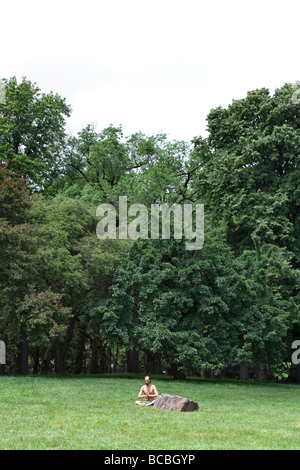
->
[0,77,299,382]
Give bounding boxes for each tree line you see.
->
[0,77,299,381]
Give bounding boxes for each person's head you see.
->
[145,375,151,385]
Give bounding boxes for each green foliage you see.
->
[0,190,128,373]
[0,76,299,379]
[0,164,33,344]
[17,288,71,349]
[0,164,32,223]
[191,84,300,264]
[61,125,192,206]
[28,195,127,305]
[97,223,293,375]
[0,76,71,193]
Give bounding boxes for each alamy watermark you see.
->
[291,340,300,365]
[0,81,6,104]
[292,81,300,104]
[96,197,204,250]
[0,340,6,365]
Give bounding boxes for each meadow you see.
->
[0,375,299,450]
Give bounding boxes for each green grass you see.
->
[0,375,299,450]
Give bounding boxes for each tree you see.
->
[191,84,300,265]
[0,163,31,223]
[0,164,33,373]
[0,76,71,193]
[25,195,128,374]
[62,125,193,206]
[0,187,128,374]
[96,221,291,378]
[188,83,300,379]
[233,240,298,379]
[16,288,71,374]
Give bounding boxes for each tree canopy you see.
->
[0,76,299,381]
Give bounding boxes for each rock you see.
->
[154,393,199,412]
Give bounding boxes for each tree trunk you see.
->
[74,317,89,374]
[170,364,186,380]
[126,345,139,373]
[40,344,53,374]
[89,336,99,374]
[146,351,162,375]
[32,349,40,375]
[99,358,106,373]
[7,326,18,374]
[202,368,212,378]
[55,341,65,375]
[20,328,29,375]
[114,344,119,373]
[56,314,77,374]
[108,348,112,373]
[257,362,266,381]
[239,365,249,381]
[293,365,300,383]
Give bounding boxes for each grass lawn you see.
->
[0,375,299,450]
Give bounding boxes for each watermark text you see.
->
[96,197,204,250]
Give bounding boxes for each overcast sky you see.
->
[1,0,299,142]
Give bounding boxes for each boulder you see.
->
[154,393,199,412]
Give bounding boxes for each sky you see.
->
[1,0,300,143]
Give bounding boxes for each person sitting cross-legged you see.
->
[135,375,158,406]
